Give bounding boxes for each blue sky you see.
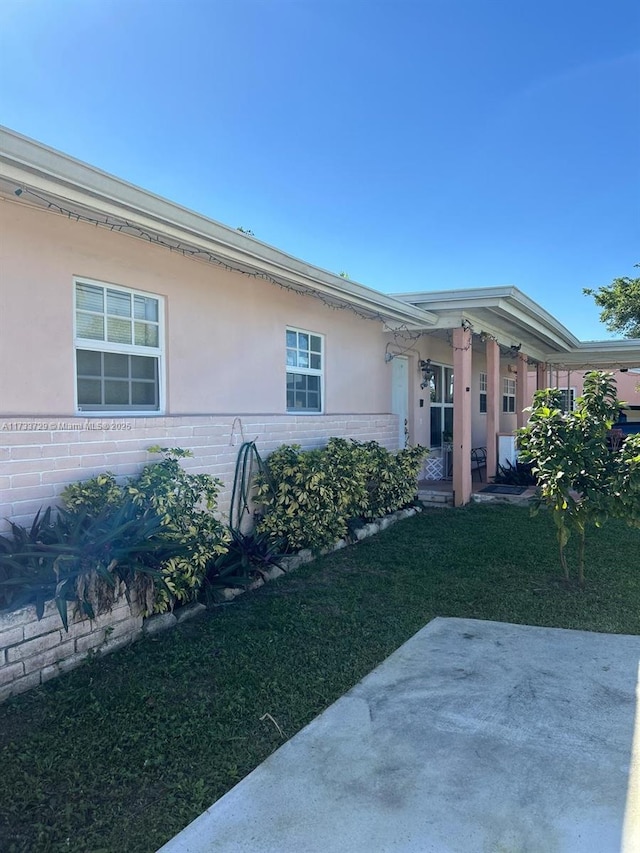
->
[1,0,638,340]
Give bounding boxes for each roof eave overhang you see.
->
[393,287,580,357]
[0,126,437,330]
[541,340,640,370]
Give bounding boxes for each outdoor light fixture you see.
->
[14,188,23,196]
[419,358,435,389]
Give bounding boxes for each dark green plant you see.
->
[62,472,125,515]
[0,499,172,628]
[584,265,640,338]
[255,444,344,552]
[60,448,230,613]
[493,460,536,487]
[0,508,58,616]
[255,438,428,552]
[356,441,429,519]
[125,447,229,611]
[518,371,640,585]
[201,528,285,603]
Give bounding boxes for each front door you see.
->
[391,356,409,449]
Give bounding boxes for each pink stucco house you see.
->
[1,126,639,525]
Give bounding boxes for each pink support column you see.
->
[536,362,547,390]
[485,339,500,483]
[516,352,529,429]
[452,326,472,507]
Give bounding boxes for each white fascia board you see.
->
[394,286,579,350]
[0,126,437,329]
[544,339,640,368]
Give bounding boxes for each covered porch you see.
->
[387,287,640,507]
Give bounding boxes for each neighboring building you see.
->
[1,126,639,524]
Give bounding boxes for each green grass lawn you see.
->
[1,503,639,852]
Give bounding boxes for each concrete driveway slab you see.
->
[158,618,640,853]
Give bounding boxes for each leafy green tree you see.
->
[584,265,640,337]
[518,372,640,586]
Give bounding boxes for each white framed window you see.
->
[502,377,516,413]
[479,372,487,414]
[428,363,454,447]
[286,328,323,413]
[558,387,576,413]
[74,278,163,413]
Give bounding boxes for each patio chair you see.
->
[471,447,487,482]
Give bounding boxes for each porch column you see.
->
[536,361,547,391]
[516,352,529,429]
[485,338,500,482]
[453,326,472,507]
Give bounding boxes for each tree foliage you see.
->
[518,372,640,586]
[584,265,640,337]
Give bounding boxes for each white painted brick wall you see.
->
[0,413,397,529]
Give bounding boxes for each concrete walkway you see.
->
[158,618,640,853]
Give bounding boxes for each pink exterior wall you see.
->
[527,369,640,412]
[0,200,398,528]
[0,200,390,416]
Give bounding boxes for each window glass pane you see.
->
[298,352,309,368]
[307,375,320,392]
[295,391,307,409]
[430,369,441,403]
[286,389,295,409]
[430,408,442,447]
[134,322,159,347]
[286,330,297,348]
[480,394,487,414]
[77,378,102,405]
[131,356,157,380]
[307,392,320,410]
[310,335,322,353]
[444,368,454,404]
[310,354,321,370]
[444,408,454,438]
[77,312,104,340]
[107,289,131,317]
[132,381,157,405]
[104,352,129,378]
[298,333,309,350]
[76,283,103,313]
[105,380,129,405]
[286,349,297,367]
[76,349,102,376]
[134,295,158,322]
[107,317,132,344]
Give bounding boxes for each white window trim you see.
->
[428,362,454,448]
[73,277,165,416]
[502,376,516,414]
[558,386,577,413]
[479,371,487,414]
[286,326,324,415]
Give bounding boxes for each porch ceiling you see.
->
[394,287,640,369]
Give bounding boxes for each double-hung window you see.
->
[74,279,163,413]
[558,387,576,413]
[479,372,487,413]
[502,377,516,413]
[286,328,323,413]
